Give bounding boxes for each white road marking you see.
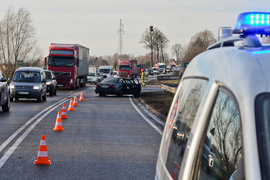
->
[0,89,90,169]
[129,97,163,136]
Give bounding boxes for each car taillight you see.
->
[110,85,116,89]
[96,84,100,88]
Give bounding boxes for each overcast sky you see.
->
[1,0,270,58]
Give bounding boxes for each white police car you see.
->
[156,12,270,180]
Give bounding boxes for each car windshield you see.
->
[45,71,52,79]
[99,69,111,73]
[119,65,130,70]
[13,71,40,82]
[48,57,74,67]
[255,93,270,179]
[102,78,120,84]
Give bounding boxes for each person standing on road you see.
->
[141,69,145,86]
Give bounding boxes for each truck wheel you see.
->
[10,98,13,102]
[76,79,80,89]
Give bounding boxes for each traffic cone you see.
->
[34,135,51,165]
[68,98,75,111]
[79,91,84,101]
[73,95,78,106]
[61,103,68,119]
[53,111,64,131]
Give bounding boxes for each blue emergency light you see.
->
[233,12,270,35]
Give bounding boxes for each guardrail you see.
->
[157,75,181,81]
[161,84,178,94]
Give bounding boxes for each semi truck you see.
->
[44,43,89,89]
[118,60,137,78]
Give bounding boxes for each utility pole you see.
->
[118,19,124,60]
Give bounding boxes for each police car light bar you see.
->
[233,12,270,35]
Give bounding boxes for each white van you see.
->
[99,66,114,78]
[156,12,270,180]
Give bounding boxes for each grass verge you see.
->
[139,91,174,121]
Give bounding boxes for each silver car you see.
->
[10,67,47,102]
[156,12,270,180]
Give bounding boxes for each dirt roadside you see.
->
[138,91,174,122]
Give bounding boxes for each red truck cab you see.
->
[118,60,138,78]
[44,43,89,89]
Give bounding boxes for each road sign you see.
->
[154,63,160,69]
[17,60,23,67]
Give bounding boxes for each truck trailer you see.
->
[118,60,137,78]
[44,43,89,89]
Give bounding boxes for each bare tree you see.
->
[171,43,182,64]
[155,30,169,62]
[0,7,42,79]
[181,30,217,65]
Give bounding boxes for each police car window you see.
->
[197,90,242,180]
[165,78,208,179]
[255,93,270,180]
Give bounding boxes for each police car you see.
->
[156,12,270,180]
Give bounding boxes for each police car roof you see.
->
[183,44,270,101]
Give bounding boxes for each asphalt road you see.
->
[0,85,163,180]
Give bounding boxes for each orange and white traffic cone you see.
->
[79,91,84,101]
[68,98,75,111]
[73,95,78,106]
[34,135,51,165]
[61,103,68,119]
[53,111,64,131]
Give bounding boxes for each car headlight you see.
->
[33,85,40,89]
[10,84,15,89]
[46,81,51,85]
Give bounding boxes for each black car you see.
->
[9,67,47,102]
[0,71,10,111]
[95,77,141,97]
[44,70,57,96]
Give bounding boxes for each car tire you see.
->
[118,91,123,97]
[133,92,139,98]
[42,91,47,101]
[37,94,42,102]
[2,94,10,112]
[49,88,54,96]
[99,93,105,97]
[10,98,13,102]
[54,88,57,95]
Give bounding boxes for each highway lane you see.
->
[0,85,163,179]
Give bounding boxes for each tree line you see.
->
[0,7,219,79]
